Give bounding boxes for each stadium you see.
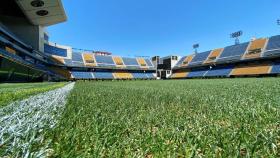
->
[1,0,280,157]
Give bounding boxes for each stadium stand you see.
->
[243,38,267,59]
[83,53,96,66]
[270,61,280,74]
[71,71,93,79]
[231,63,271,76]
[204,48,223,64]
[145,59,154,67]
[187,68,209,78]
[113,72,133,79]
[122,57,140,68]
[181,55,194,67]
[44,44,67,57]
[93,72,114,79]
[113,56,125,67]
[137,58,147,67]
[189,51,211,66]
[132,72,148,79]
[51,56,65,64]
[146,73,155,79]
[263,35,280,57]
[204,65,234,77]
[95,55,116,66]
[171,71,189,79]
[174,56,187,67]
[217,42,249,63]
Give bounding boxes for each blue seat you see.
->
[144,59,154,67]
[189,51,211,66]
[71,71,93,79]
[217,42,249,62]
[72,52,84,62]
[204,65,234,77]
[94,72,114,79]
[44,44,67,57]
[146,73,155,78]
[132,73,148,79]
[122,57,139,66]
[175,56,187,67]
[270,62,280,74]
[95,55,115,65]
[64,59,73,66]
[263,35,280,57]
[187,69,208,78]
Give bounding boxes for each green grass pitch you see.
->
[40,78,280,157]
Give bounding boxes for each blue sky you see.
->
[47,0,280,57]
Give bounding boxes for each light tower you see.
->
[193,43,199,54]
[230,31,243,45]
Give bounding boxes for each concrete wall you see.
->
[0,15,44,52]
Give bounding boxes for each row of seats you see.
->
[171,62,277,78]
[71,71,156,80]
[44,43,155,70]
[175,35,280,68]
[44,44,67,57]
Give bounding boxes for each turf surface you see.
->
[0,82,67,107]
[44,78,280,157]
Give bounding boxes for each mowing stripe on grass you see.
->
[0,82,75,157]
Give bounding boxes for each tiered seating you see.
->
[204,48,223,64]
[175,56,187,67]
[189,51,211,66]
[270,62,280,74]
[144,59,154,67]
[217,42,249,63]
[112,56,125,67]
[231,63,271,76]
[187,68,209,78]
[44,44,67,57]
[171,72,188,79]
[137,58,147,67]
[71,71,93,79]
[49,67,71,79]
[146,73,156,79]
[122,57,140,68]
[71,52,85,67]
[95,55,115,66]
[93,72,114,79]
[181,55,194,67]
[83,53,96,66]
[132,73,148,79]
[113,72,133,79]
[263,35,280,57]
[5,46,16,55]
[204,65,234,77]
[243,38,267,59]
[51,56,65,64]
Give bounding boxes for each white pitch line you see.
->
[0,82,75,157]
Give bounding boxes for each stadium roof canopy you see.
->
[15,0,67,26]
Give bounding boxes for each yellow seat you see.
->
[52,56,65,64]
[113,56,125,67]
[204,48,223,64]
[5,46,16,54]
[181,55,194,67]
[231,63,271,76]
[137,58,147,67]
[113,72,133,79]
[171,72,188,78]
[49,67,71,79]
[83,53,96,66]
[243,38,267,59]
